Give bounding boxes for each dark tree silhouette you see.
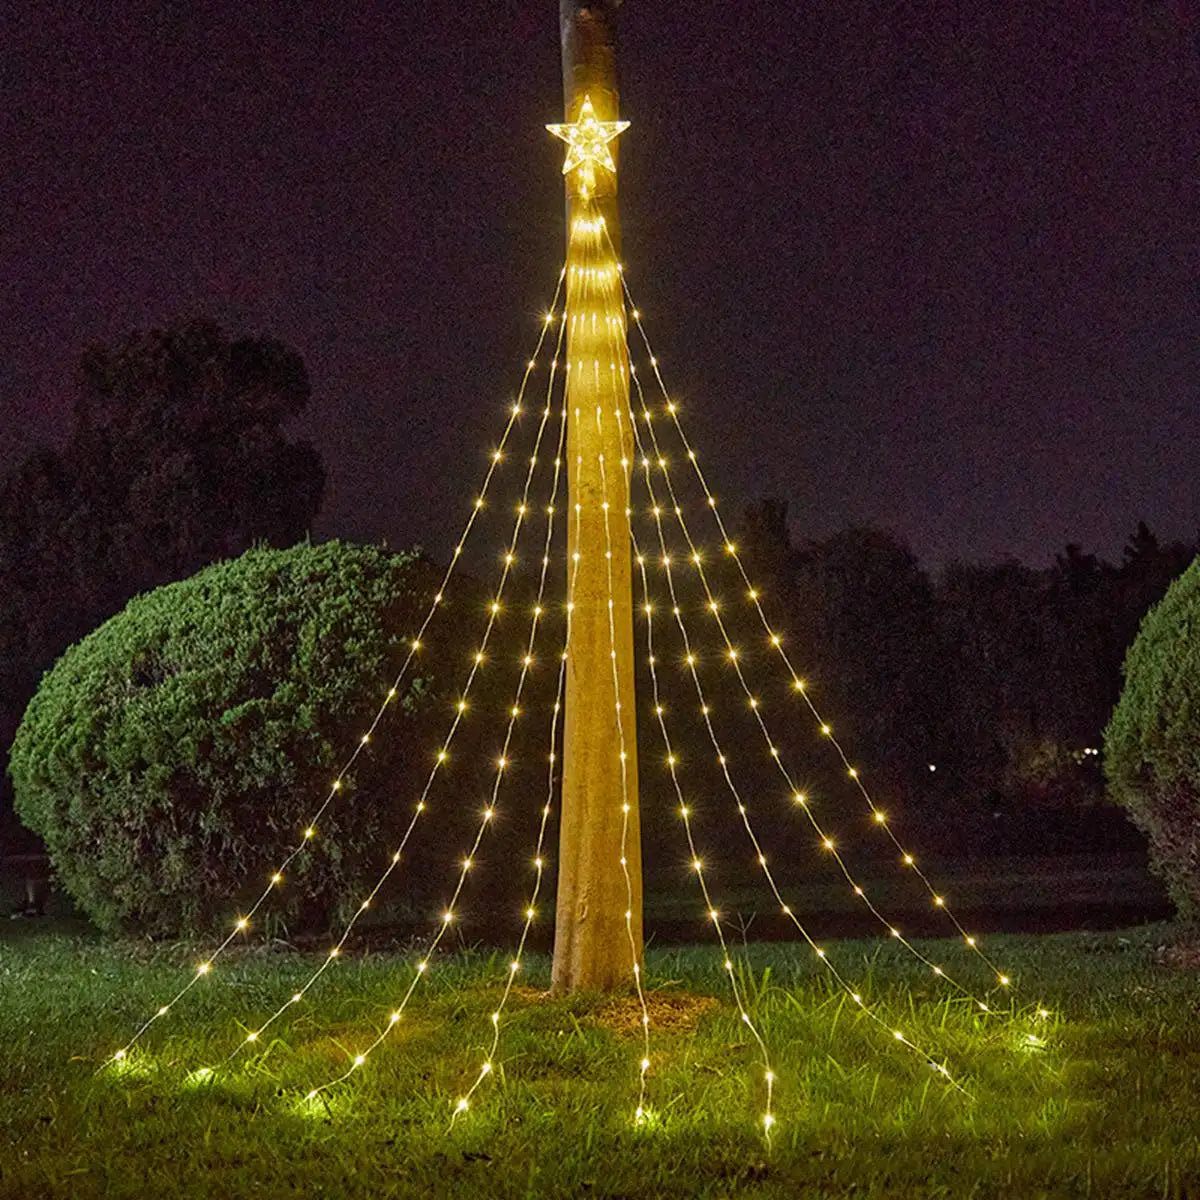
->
[1,318,325,858]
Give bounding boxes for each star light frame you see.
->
[547,94,630,198]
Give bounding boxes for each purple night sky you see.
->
[3,1,1197,569]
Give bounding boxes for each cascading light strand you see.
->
[595,423,654,1125]
[223,312,572,1062]
[620,276,1020,997]
[563,212,654,1121]
[622,497,776,1136]
[106,271,568,1068]
[453,379,580,1121]
[622,389,967,1091]
[301,335,574,1101]
[622,366,996,1016]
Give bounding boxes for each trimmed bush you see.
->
[8,541,439,936]
[1105,556,1200,922]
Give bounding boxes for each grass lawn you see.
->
[1,918,1197,1198]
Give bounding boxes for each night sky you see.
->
[3,1,1197,569]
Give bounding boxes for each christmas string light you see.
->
[454,210,633,1123]
[616,268,1020,1001]
[224,309,574,1063]
[107,273,567,1068]
[616,438,775,1133]
[303,226,617,1102]
[557,206,655,1121]
[452,389,583,1122]
[457,221,654,1122]
[621,368,998,1015]
[621,404,966,1092]
[299,410,572,1100]
[595,412,654,1125]
[311,237,641,1104]
[662,443,1014,986]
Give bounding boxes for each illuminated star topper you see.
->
[547,94,630,197]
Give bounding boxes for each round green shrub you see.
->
[1105,555,1200,922]
[8,540,439,936]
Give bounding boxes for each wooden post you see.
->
[551,0,643,993]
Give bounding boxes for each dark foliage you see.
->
[0,318,325,852]
[7,542,439,937]
[1105,557,1200,922]
[733,502,1194,857]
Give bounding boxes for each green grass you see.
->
[1,919,1197,1198]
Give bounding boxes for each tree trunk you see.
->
[551,0,643,994]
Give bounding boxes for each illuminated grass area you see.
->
[1,923,1196,1198]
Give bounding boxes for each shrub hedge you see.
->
[1105,556,1200,922]
[8,541,439,936]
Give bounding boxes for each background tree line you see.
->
[719,500,1195,860]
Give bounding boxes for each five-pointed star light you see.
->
[547,95,630,195]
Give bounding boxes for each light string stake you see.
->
[616,263,1019,1004]
[620,476,776,1135]
[621,385,966,1095]
[223,300,572,1063]
[107,270,567,1068]
[453,378,581,1122]
[297,310,573,1099]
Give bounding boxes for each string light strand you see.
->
[108,272,567,1067]
[617,269,1016,1001]
[224,304,572,1061]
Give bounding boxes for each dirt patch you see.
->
[592,989,720,1037]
